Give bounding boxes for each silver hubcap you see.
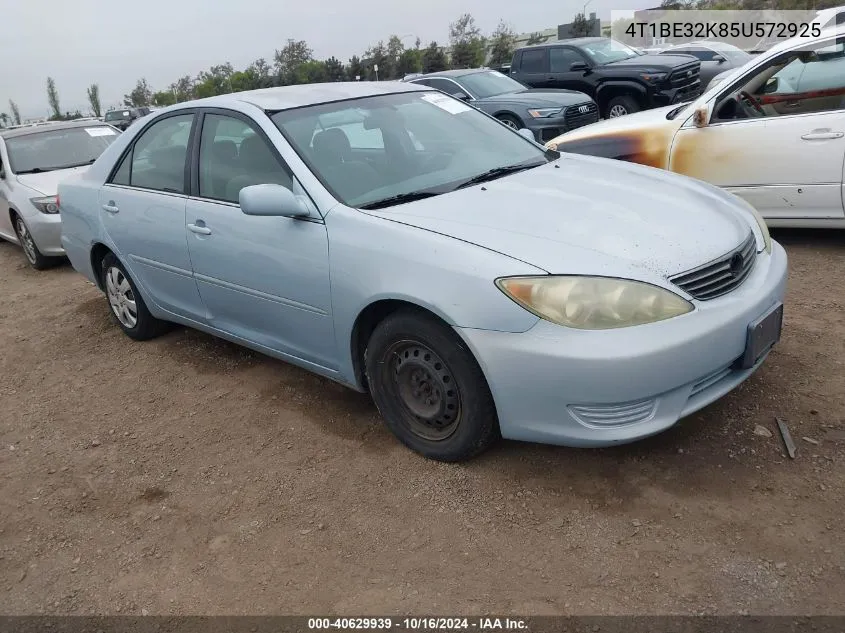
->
[105,266,138,329]
[16,219,37,264]
[501,118,519,129]
[608,105,628,118]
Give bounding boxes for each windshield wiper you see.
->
[15,167,56,174]
[453,161,544,190]
[358,190,441,210]
[59,158,98,169]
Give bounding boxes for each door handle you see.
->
[801,131,844,140]
[102,202,119,214]
[188,223,212,235]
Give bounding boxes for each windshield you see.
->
[578,39,641,64]
[271,91,550,208]
[711,44,753,64]
[6,126,119,174]
[457,70,527,98]
[104,110,131,121]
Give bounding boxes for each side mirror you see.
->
[517,128,536,141]
[713,54,726,64]
[570,62,589,72]
[693,105,709,128]
[763,77,779,94]
[239,184,310,218]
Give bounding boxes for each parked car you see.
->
[545,25,845,228]
[103,107,152,131]
[509,37,702,118]
[404,68,598,142]
[0,120,120,268]
[659,41,753,89]
[59,82,785,462]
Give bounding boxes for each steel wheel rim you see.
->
[387,340,462,441]
[608,105,628,118]
[105,266,138,329]
[16,219,37,265]
[501,118,519,129]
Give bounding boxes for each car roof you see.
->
[758,22,845,59]
[407,69,490,80]
[171,81,429,112]
[0,119,113,139]
[520,37,606,49]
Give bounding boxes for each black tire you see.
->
[605,95,640,118]
[496,113,524,131]
[100,252,168,341]
[365,309,500,462]
[13,214,60,271]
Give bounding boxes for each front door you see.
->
[99,111,206,319]
[669,36,845,221]
[185,110,336,369]
[548,47,594,96]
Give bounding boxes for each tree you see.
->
[9,100,21,125]
[274,39,313,85]
[194,63,234,97]
[488,20,518,66]
[422,41,449,73]
[47,77,62,120]
[397,48,423,77]
[385,35,405,79]
[152,90,177,107]
[170,76,195,102]
[247,58,273,88]
[124,78,153,107]
[324,56,346,82]
[87,84,102,117]
[0,113,8,128]
[363,41,391,80]
[347,55,365,81]
[526,32,548,45]
[570,13,591,38]
[449,13,486,69]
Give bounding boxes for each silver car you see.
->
[0,120,120,269]
[58,83,786,462]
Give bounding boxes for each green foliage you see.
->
[346,55,365,81]
[397,48,423,77]
[169,76,195,103]
[194,63,234,98]
[570,13,591,37]
[525,32,548,45]
[324,57,346,82]
[152,91,177,107]
[9,100,21,125]
[363,41,391,80]
[124,78,153,107]
[274,39,313,85]
[489,21,518,66]
[449,13,486,69]
[422,42,450,73]
[87,84,101,117]
[0,113,8,128]
[46,77,61,119]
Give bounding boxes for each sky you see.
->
[1,0,651,119]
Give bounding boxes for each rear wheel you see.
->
[13,215,58,270]
[605,95,640,118]
[365,309,500,462]
[101,253,168,341]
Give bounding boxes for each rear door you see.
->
[511,48,550,88]
[99,111,207,319]
[0,139,16,241]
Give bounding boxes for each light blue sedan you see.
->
[58,82,787,461]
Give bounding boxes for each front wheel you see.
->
[605,95,640,118]
[365,309,500,462]
[101,253,169,341]
[13,215,59,270]
[496,114,523,130]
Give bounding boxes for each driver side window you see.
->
[714,38,845,121]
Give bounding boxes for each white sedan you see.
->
[545,24,845,228]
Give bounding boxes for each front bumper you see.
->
[652,82,702,107]
[26,211,65,256]
[456,241,788,447]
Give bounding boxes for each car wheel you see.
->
[496,114,523,130]
[365,309,500,462]
[606,96,640,118]
[101,253,168,341]
[13,214,57,270]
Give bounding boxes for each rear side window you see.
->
[110,113,194,194]
[520,49,548,73]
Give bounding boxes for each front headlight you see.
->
[30,195,59,214]
[496,276,693,330]
[640,72,668,83]
[741,200,772,254]
[528,107,563,118]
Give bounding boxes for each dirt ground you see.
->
[1,229,844,616]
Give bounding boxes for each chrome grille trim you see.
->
[670,233,757,300]
[564,102,599,131]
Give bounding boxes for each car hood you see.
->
[16,166,89,195]
[365,156,750,279]
[481,89,592,107]
[605,54,697,70]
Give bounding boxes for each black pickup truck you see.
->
[510,37,702,118]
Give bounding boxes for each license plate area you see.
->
[738,302,783,369]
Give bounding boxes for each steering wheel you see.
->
[737,91,765,117]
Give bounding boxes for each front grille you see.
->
[670,233,757,300]
[668,62,701,89]
[564,102,599,131]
